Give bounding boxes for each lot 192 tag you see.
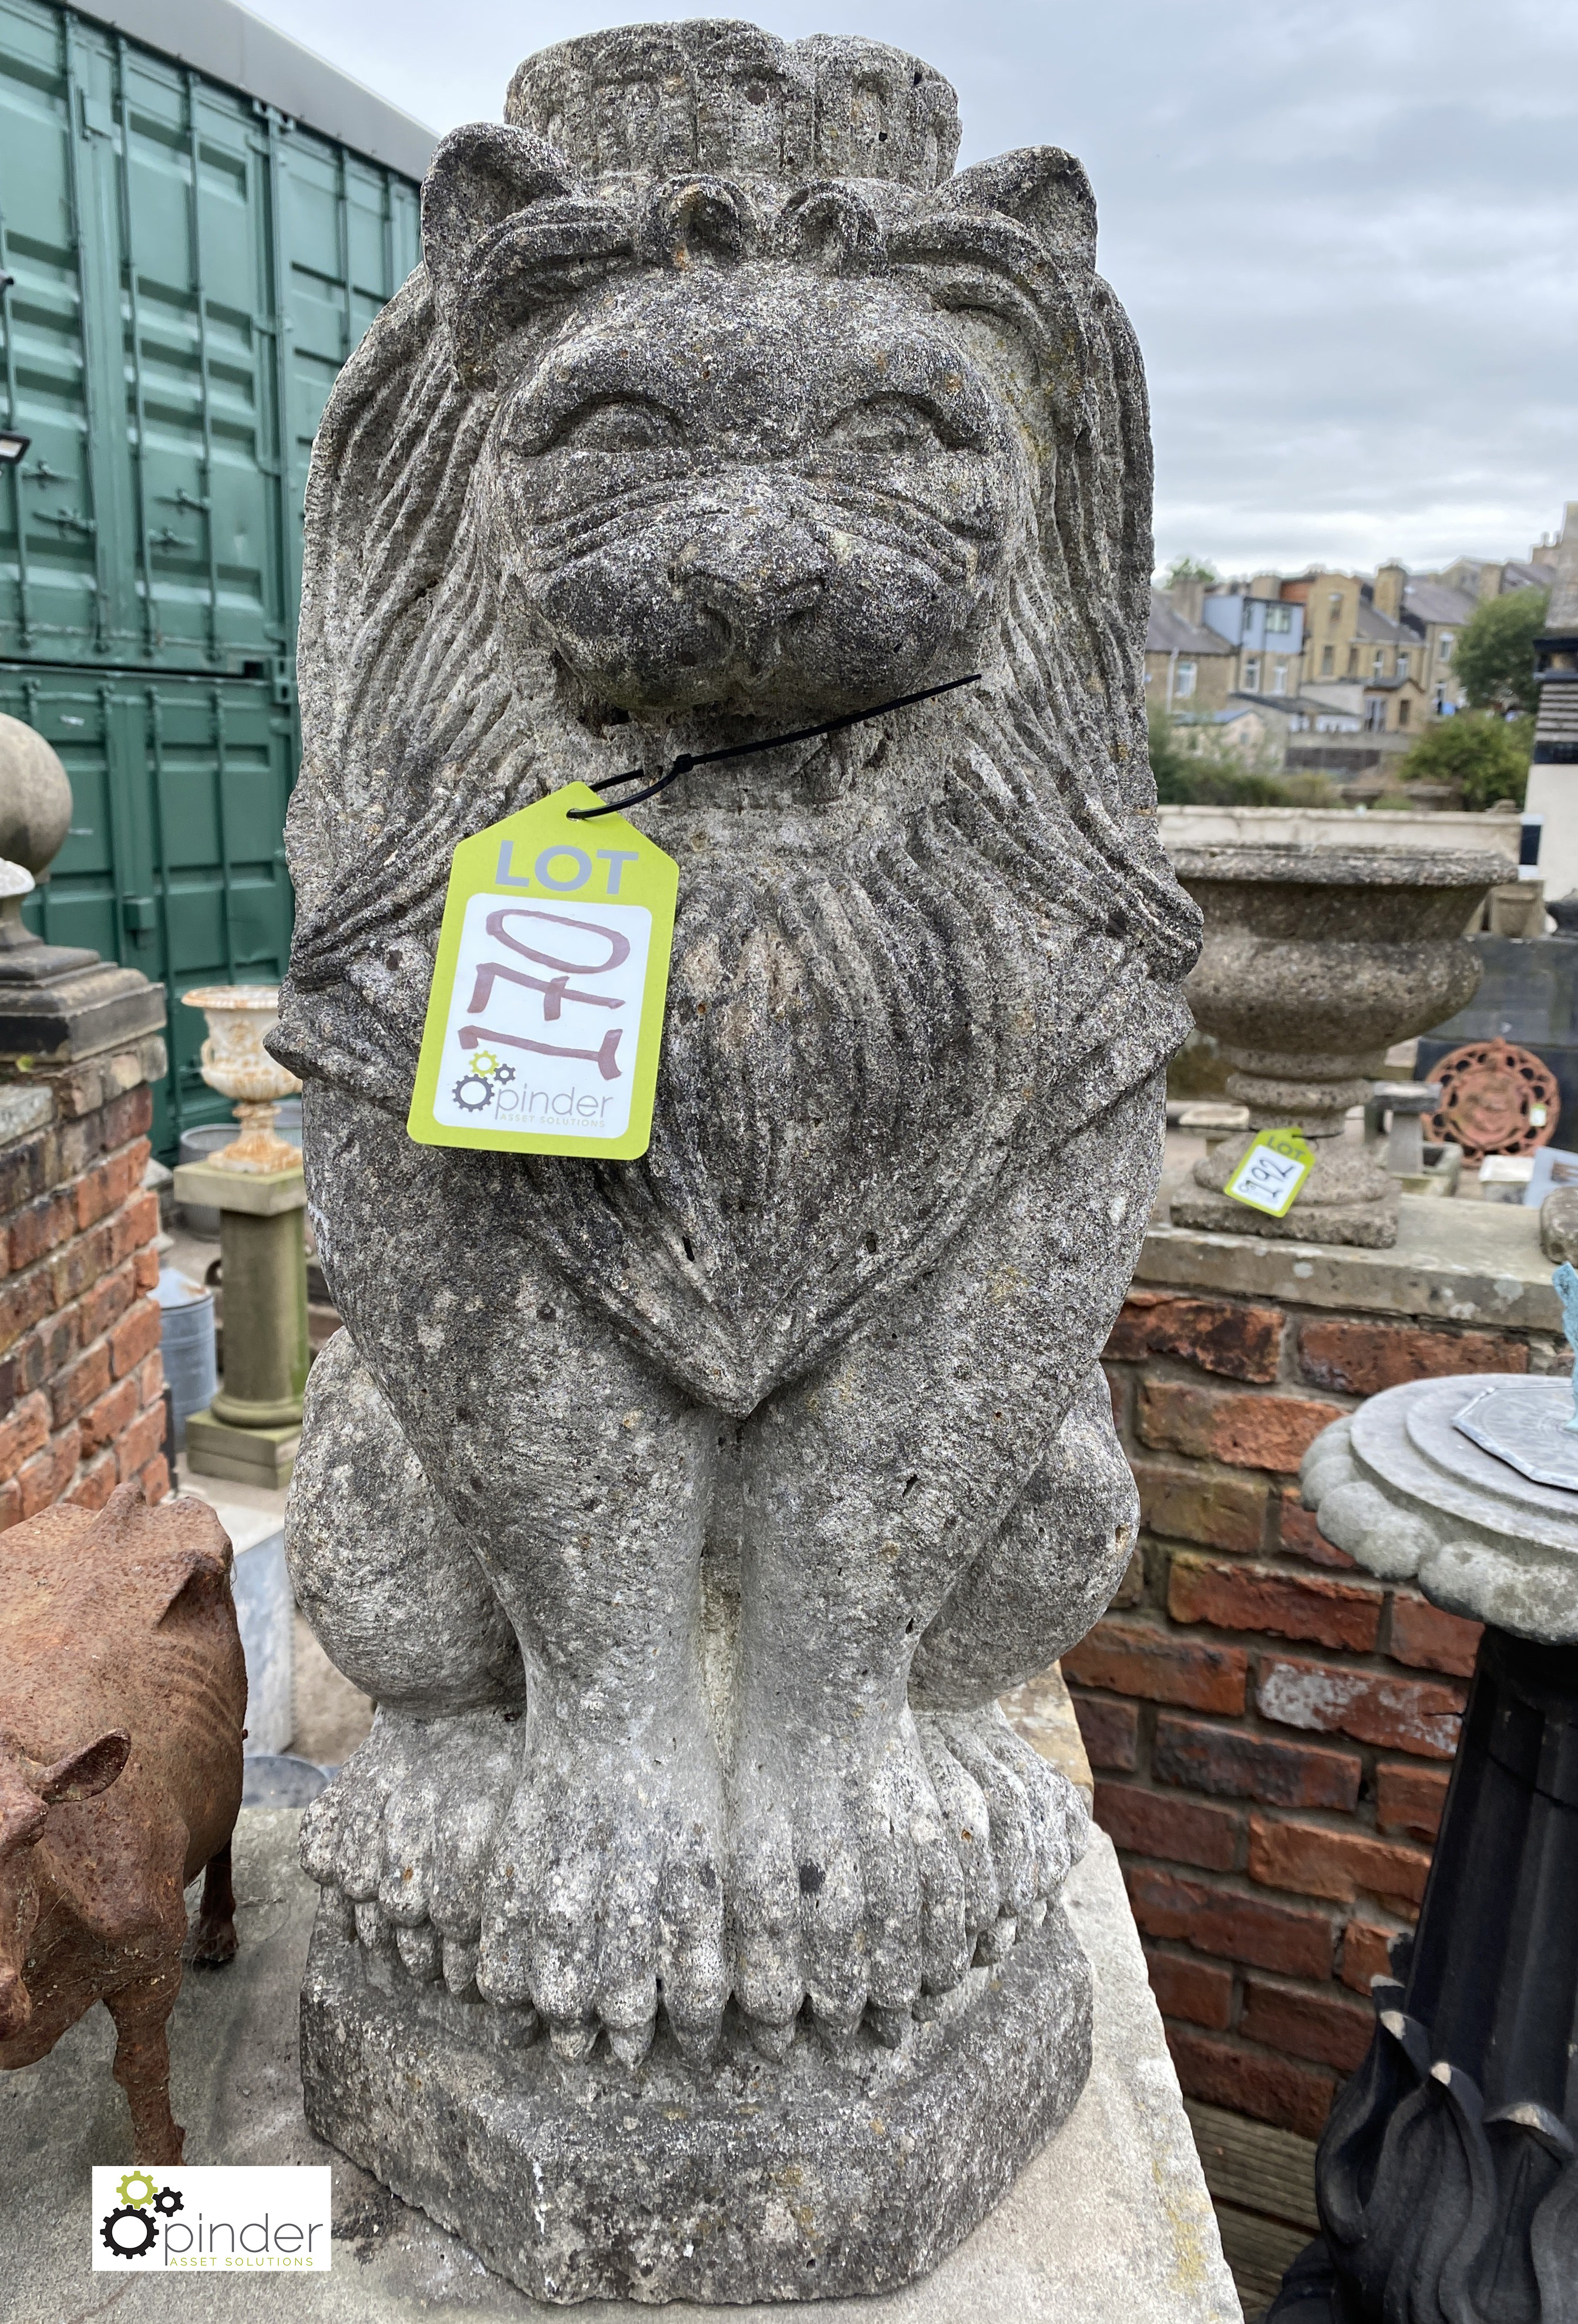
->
[408,786,678,1160]
[1223,1127,1315,1218]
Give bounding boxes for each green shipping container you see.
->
[0,0,430,1150]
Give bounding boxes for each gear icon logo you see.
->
[491,1063,516,1085]
[116,2170,159,2209]
[467,1049,503,1079]
[102,2204,159,2259]
[153,2185,184,2217]
[451,1073,493,1112]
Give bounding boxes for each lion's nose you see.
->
[671,517,827,644]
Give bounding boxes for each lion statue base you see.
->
[280,17,1199,2303]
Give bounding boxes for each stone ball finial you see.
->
[0,714,73,880]
[506,20,962,190]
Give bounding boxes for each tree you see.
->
[1397,712,1533,809]
[1146,710,1334,806]
[1163,554,1218,587]
[1452,587,1549,716]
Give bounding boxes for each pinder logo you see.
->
[92,2165,332,2271]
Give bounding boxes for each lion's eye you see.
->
[826,396,948,457]
[546,399,680,453]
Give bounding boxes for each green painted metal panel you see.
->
[5,662,297,1154]
[0,0,422,674]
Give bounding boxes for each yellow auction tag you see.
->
[1223,1127,1315,1218]
[406,786,677,1159]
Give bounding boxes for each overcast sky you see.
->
[247,0,1577,581]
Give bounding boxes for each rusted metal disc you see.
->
[1426,1038,1560,1158]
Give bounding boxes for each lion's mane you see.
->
[276,148,1200,1410]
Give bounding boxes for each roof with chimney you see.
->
[1146,594,1234,656]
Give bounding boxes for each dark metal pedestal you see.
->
[1267,1628,1578,2322]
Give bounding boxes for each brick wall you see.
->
[1074,1276,1563,2143]
[0,1039,170,1526]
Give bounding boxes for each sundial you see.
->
[1453,1378,1578,1493]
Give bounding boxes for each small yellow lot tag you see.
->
[407,786,677,1160]
[1223,1127,1315,1218]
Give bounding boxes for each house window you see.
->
[1243,656,1260,691]
[1398,700,1410,727]
[1365,699,1386,731]
[1175,659,1196,699]
[1272,661,1288,695]
[1347,647,1359,675]
[1439,632,1453,662]
[1321,645,1334,675]
[1397,651,1409,678]
[1373,649,1387,677]
[1328,591,1343,621]
[1266,604,1292,633]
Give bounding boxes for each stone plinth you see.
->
[173,1158,308,1486]
[0,1806,1240,2323]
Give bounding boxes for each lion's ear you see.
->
[421,123,626,386]
[941,149,1097,272]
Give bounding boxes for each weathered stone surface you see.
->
[301,1892,1094,2304]
[0,1809,1240,2324]
[269,16,1202,2294]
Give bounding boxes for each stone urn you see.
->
[1169,847,1506,1247]
[182,986,302,1174]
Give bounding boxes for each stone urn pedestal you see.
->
[1168,848,1505,1248]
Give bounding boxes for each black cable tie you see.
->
[563,672,982,821]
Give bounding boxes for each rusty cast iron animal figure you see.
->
[0,1486,246,2161]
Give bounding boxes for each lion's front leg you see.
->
[304,1090,729,2067]
[731,1077,1162,2051]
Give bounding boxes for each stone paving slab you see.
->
[0,1811,1240,2324]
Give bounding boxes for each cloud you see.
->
[247,0,1577,575]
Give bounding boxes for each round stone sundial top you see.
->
[1298,1373,1578,1646]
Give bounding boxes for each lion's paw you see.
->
[477,1720,727,2067]
[301,1704,524,1992]
[916,1703,1088,1960]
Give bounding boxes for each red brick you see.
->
[51,1340,111,1427]
[1375,1760,1451,1841]
[1167,1552,1382,1651]
[1137,1382,1347,1474]
[136,1452,170,1504]
[117,1402,167,1482]
[79,1375,140,1459]
[1132,1458,1269,1552]
[44,1221,111,1312]
[1125,1864,1335,1978]
[66,1450,120,1511]
[1095,1780,1241,1871]
[109,1190,160,1266]
[1148,1949,1234,2030]
[133,1245,160,1292]
[1152,1713,1361,1811]
[1388,1592,1483,1679]
[0,1391,51,1481]
[7,1307,78,1397]
[0,1263,53,1356]
[137,1349,165,1405]
[1240,1976,1375,2073]
[1070,1691,1140,1771]
[1340,1918,1404,1995]
[109,1297,161,1380]
[8,1192,76,1269]
[1106,1291,1284,1382]
[73,1156,119,1231]
[18,1424,80,1518]
[1276,1493,1357,1569]
[1106,1548,1145,1611]
[1064,1619,1247,1713]
[1248,1814,1431,1909]
[1257,1653,1465,1759]
[79,1258,136,1345]
[1298,1318,1528,1397]
[0,1128,48,1215]
[1165,2025,1335,2140]
[100,1084,153,1148]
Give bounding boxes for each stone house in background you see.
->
[1145,592,1238,717]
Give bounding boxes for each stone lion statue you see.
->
[275,21,1199,2077]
